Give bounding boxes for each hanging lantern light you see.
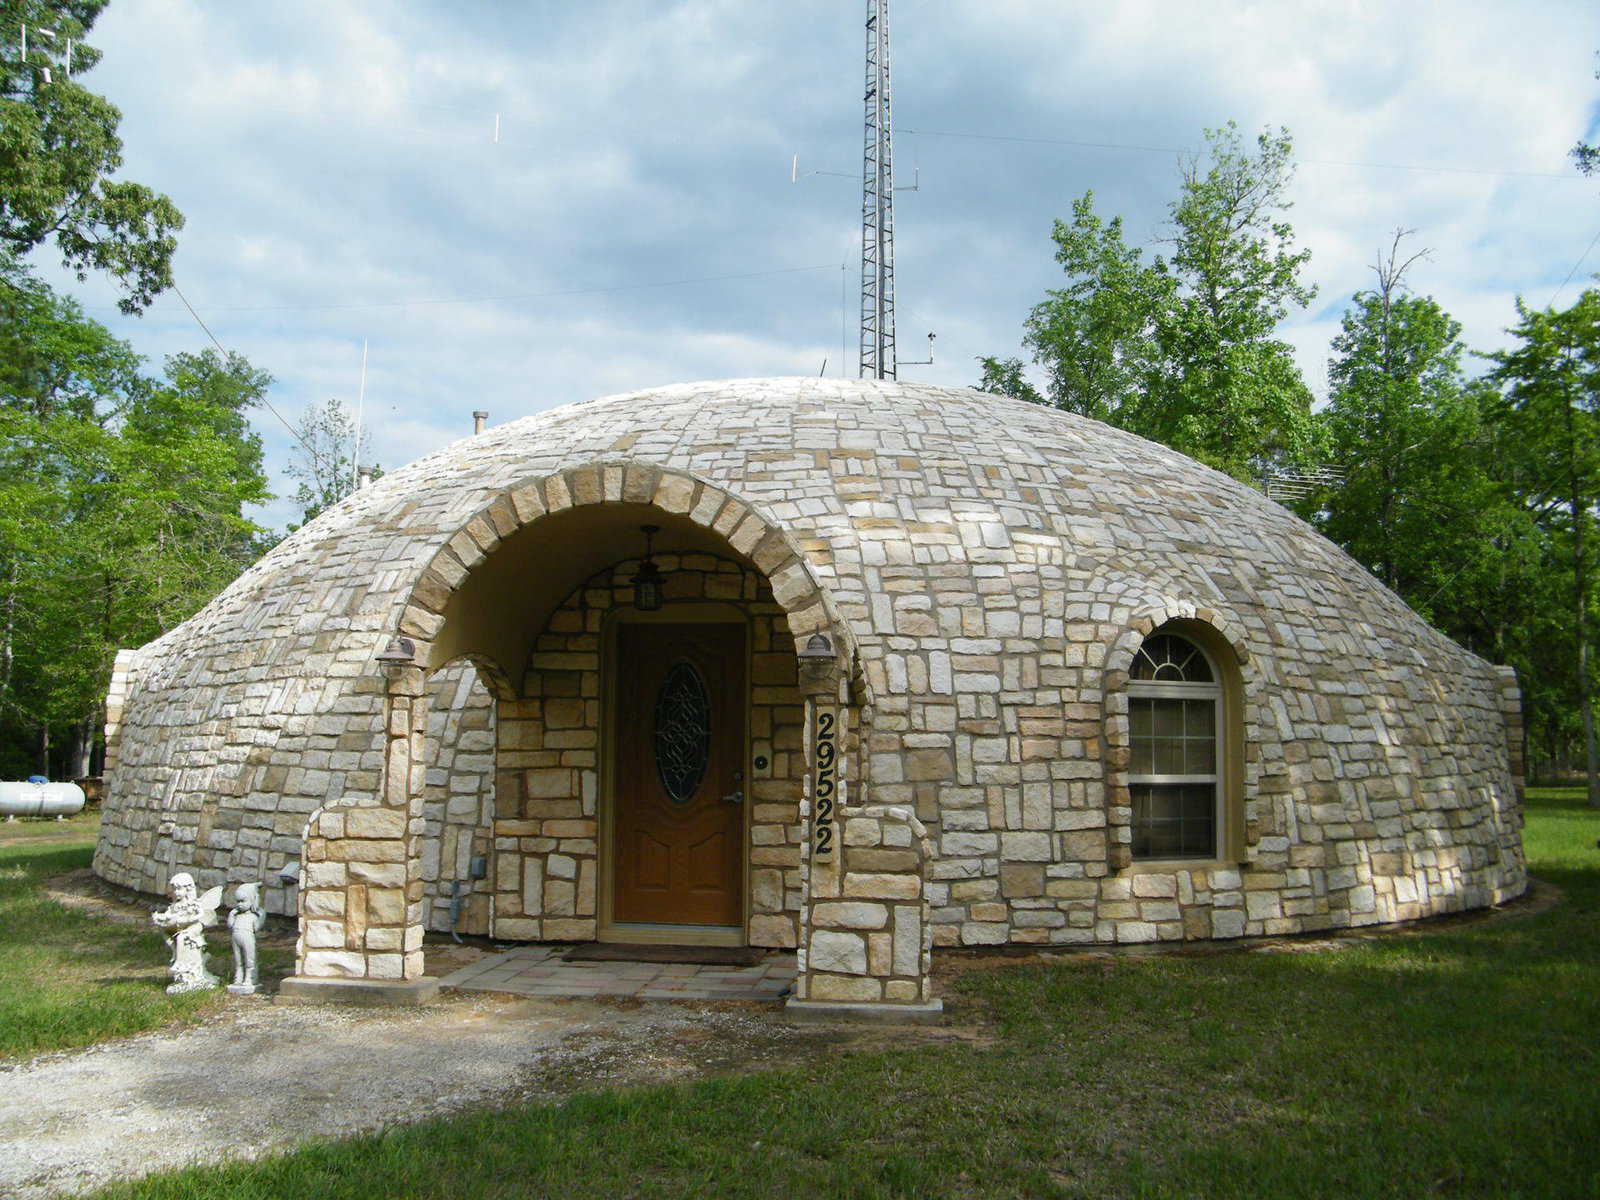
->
[634,524,664,612]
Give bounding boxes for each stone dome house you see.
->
[94,379,1527,1012]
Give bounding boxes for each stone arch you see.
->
[1100,599,1257,872]
[281,461,886,995]
[393,461,860,686]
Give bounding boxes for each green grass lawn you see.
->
[0,807,103,840]
[73,787,1599,1200]
[0,817,233,1058]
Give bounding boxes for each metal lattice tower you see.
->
[859,0,896,380]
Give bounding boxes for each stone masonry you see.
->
[95,380,1526,1006]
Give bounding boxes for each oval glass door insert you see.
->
[653,660,711,804]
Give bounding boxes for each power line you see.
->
[899,127,1585,182]
[1547,228,1600,309]
[129,263,839,317]
[170,283,327,468]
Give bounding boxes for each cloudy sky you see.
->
[30,0,1600,529]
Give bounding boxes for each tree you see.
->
[1489,291,1600,806]
[975,355,1043,406]
[1319,234,1498,598]
[0,256,269,777]
[1574,52,1599,176]
[1,0,184,312]
[1013,191,1170,424]
[991,123,1320,479]
[284,396,380,527]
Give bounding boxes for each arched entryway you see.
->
[489,550,808,949]
[286,461,935,1013]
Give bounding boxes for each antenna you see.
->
[350,340,368,490]
[900,331,935,366]
[859,0,896,380]
[1260,465,1346,504]
[20,24,60,85]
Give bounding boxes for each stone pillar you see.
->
[279,640,439,1004]
[787,637,940,1020]
[1494,665,1525,802]
[102,649,138,780]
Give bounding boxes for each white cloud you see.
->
[27,0,1600,532]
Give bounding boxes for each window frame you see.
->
[1126,632,1229,865]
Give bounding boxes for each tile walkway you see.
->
[438,944,797,1002]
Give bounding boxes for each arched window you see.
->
[1128,632,1223,860]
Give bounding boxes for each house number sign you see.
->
[811,704,838,863]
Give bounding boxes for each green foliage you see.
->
[0,255,270,776]
[284,396,380,528]
[999,124,1319,479]
[1318,241,1506,604]
[975,354,1044,406]
[1021,190,1168,424]
[1,0,184,312]
[1487,291,1600,795]
[1308,243,1599,781]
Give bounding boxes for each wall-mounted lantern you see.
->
[376,637,416,666]
[634,524,664,612]
[797,632,835,661]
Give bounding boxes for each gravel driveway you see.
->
[0,993,829,1199]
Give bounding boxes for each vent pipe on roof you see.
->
[357,466,373,490]
[472,411,488,435]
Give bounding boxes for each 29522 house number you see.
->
[812,706,837,863]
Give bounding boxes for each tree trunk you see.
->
[34,722,49,778]
[1575,496,1599,806]
[0,557,15,710]
[69,713,95,779]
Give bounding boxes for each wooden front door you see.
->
[613,622,745,928]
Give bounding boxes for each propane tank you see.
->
[0,780,87,819]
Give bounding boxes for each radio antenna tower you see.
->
[859,0,896,379]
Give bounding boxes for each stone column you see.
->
[102,649,138,780]
[1494,665,1525,802]
[787,635,940,1020]
[280,639,439,1004]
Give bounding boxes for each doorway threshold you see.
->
[602,921,745,948]
[564,942,764,966]
[439,944,795,1002]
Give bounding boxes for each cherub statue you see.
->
[151,872,223,994]
[226,881,265,995]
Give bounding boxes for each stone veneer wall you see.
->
[97,380,1526,955]
[418,664,496,935]
[488,554,806,946]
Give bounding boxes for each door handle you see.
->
[722,790,744,805]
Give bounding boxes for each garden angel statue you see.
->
[151,872,223,994]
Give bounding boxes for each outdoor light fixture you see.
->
[634,524,664,612]
[797,632,835,661]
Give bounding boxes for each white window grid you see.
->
[1128,663,1224,860]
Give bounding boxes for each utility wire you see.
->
[171,283,328,469]
[899,127,1584,182]
[129,263,839,317]
[1547,228,1600,309]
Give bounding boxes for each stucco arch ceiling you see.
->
[430,501,759,685]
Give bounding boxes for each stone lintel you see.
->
[275,975,441,1006]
